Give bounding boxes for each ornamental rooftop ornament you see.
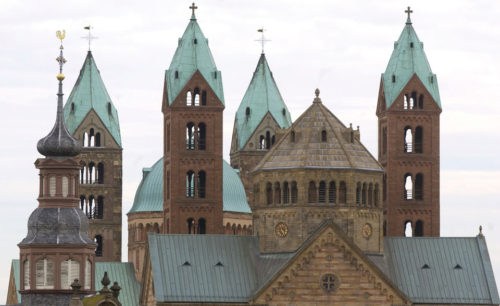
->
[37,30,82,157]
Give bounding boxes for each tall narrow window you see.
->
[274,182,281,205]
[382,127,387,155]
[362,183,367,205]
[49,176,56,197]
[35,258,54,289]
[415,173,423,200]
[61,259,80,289]
[187,218,195,234]
[266,182,273,205]
[197,123,206,150]
[328,181,336,204]
[374,183,379,207]
[321,130,327,142]
[356,183,361,205]
[415,126,423,153]
[197,171,206,198]
[84,260,91,290]
[167,171,170,200]
[308,181,317,203]
[87,195,94,218]
[88,162,95,184]
[167,124,170,152]
[259,135,265,150]
[83,132,89,147]
[271,135,275,146]
[404,174,413,200]
[24,260,30,289]
[201,91,207,105]
[339,181,347,204]
[198,218,206,234]
[95,235,103,257]
[186,123,195,150]
[194,88,200,106]
[62,176,69,197]
[411,92,417,109]
[404,127,413,153]
[265,131,271,149]
[95,133,101,147]
[418,94,424,109]
[186,171,195,198]
[80,195,85,211]
[291,181,298,204]
[89,128,95,147]
[283,181,290,204]
[97,163,104,184]
[96,196,104,219]
[415,220,424,237]
[403,94,409,109]
[404,221,413,237]
[318,181,326,203]
[175,70,179,79]
[368,183,373,206]
[80,166,85,184]
[107,102,112,114]
[291,131,295,143]
[186,91,192,106]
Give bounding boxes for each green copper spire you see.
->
[63,51,121,147]
[382,9,441,109]
[234,54,292,149]
[165,6,224,105]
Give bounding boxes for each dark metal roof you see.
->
[383,236,499,304]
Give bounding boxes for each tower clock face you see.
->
[275,222,288,238]
[362,223,373,238]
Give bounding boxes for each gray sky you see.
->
[1,0,500,301]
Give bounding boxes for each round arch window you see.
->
[320,273,339,293]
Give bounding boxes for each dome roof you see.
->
[128,158,250,214]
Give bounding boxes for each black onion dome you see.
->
[37,79,81,157]
[19,207,95,245]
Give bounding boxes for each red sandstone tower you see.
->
[377,9,442,237]
[162,6,224,234]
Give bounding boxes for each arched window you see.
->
[96,196,104,219]
[415,173,423,200]
[89,128,95,147]
[197,123,206,150]
[198,218,206,234]
[339,181,347,204]
[35,258,54,289]
[153,223,160,233]
[411,91,417,109]
[88,162,95,184]
[107,102,112,114]
[175,70,179,79]
[49,176,56,197]
[186,123,195,150]
[321,130,327,142]
[95,235,103,257]
[62,176,69,197]
[259,135,265,150]
[382,127,387,155]
[356,183,361,205]
[83,132,89,147]
[186,171,195,198]
[291,181,298,204]
[95,133,101,147]
[201,91,207,105]
[374,183,379,207]
[186,91,192,106]
[136,224,143,241]
[404,126,413,153]
[97,163,104,184]
[71,103,75,113]
[328,181,336,204]
[266,182,273,205]
[404,173,413,200]
[274,182,281,205]
[283,181,290,204]
[80,165,85,184]
[194,88,200,106]
[291,131,295,143]
[418,94,424,109]
[318,181,326,203]
[23,260,30,289]
[403,94,409,109]
[415,220,424,237]
[368,183,373,206]
[265,131,271,149]
[362,183,367,205]
[197,171,206,198]
[415,126,423,153]
[271,135,275,146]
[84,260,91,290]
[404,221,413,237]
[61,259,80,289]
[87,195,94,218]
[308,181,317,203]
[187,218,195,234]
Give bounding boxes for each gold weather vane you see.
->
[55,30,67,80]
[82,25,98,51]
[56,30,66,44]
[255,28,271,54]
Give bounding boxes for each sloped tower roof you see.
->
[63,51,122,146]
[234,54,292,149]
[382,16,441,108]
[254,90,382,172]
[165,12,224,105]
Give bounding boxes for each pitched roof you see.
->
[94,262,141,306]
[382,18,441,109]
[148,233,291,303]
[234,54,292,149]
[254,94,382,172]
[63,51,121,147]
[165,15,224,105]
[382,236,500,304]
[128,158,250,214]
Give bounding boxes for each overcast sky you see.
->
[1,0,500,301]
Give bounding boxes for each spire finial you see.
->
[405,6,413,24]
[82,25,98,51]
[190,2,198,20]
[56,30,67,81]
[255,28,271,54]
[479,225,484,237]
[313,88,322,103]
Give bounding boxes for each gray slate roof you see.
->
[381,236,499,305]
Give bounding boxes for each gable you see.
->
[386,74,442,113]
[72,109,121,149]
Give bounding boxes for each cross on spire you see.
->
[82,25,98,51]
[190,2,198,18]
[255,28,271,54]
[405,6,413,19]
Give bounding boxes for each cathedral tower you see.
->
[19,36,96,305]
[230,52,292,206]
[376,9,441,237]
[162,5,224,234]
[63,50,123,261]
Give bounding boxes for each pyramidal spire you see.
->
[381,7,441,109]
[37,30,81,157]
